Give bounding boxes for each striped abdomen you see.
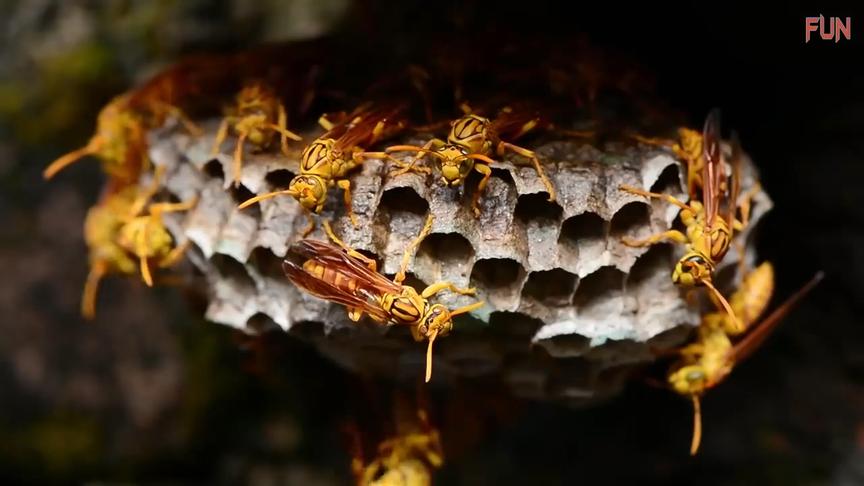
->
[303,260,360,295]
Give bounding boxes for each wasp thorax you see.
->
[288,174,327,212]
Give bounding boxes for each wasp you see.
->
[211,81,303,186]
[282,215,482,382]
[385,104,557,216]
[81,168,196,318]
[42,95,149,184]
[238,102,407,234]
[619,110,760,329]
[346,388,443,486]
[667,266,822,454]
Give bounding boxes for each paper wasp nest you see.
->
[151,123,770,405]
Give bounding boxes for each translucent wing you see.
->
[702,109,723,227]
[331,102,407,151]
[282,259,392,322]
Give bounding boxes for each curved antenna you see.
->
[702,278,742,333]
[425,330,438,383]
[238,189,298,209]
[43,138,102,179]
[690,395,703,455]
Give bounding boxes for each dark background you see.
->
[1,1,862,484]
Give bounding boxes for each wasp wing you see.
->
[727,132,744,233]
[725,272,823,365]
[282,259,392,322]
[286,239,405,322]
[490,103,550,141]
[702,109,723,227]
[331,102,407,151]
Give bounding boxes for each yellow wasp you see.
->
[385,104,557,216]
[282,215,482,382]
[347,390,443,486]
[211,80,303,186]
[81,167,196,318]
[667,264,823,454]
[239,102,406,234]
[43,95,149,184]
[619,110,760,329]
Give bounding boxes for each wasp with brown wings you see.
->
[619,110,759,329]
[667,265,822,454]
[211,80,303,186]
[282,215,482,382]
[385,103,558,216]
[238,102,407,234]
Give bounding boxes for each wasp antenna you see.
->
[238,190,293,209]
[690,394,703,455]
[702,279,742,333]
[425,330,438,383]
[43,140,100,179]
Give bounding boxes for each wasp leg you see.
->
[318,114,335,131]
[469,159,494,217]
[136,219,155,287]
[386,139,444,178]
[733,182,761,231]
[232,130,249,186]
[81,260,107,320]
[499,142,556,202]
[211,118,231,156]
[127,165,166,218]
[275,104,299,156]
[159,239,191,268]
[394,214,434,285]
[622,229,688,248]
[449,300,485,317]
[630,133,677,149]
[323,220,377,271]
[300,211,317,238]
[347,308,365,322]
[420,281,476,299]
[619,184,691,211]
[149,198,198,216]
[163,103,202,136]
[335,179,358,227]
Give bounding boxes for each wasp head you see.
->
[287,174,327,213]
[417,304,453,339]
[436,145,473,187]
[673,252,713,287]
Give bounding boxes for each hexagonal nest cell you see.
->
[144,114,771,404]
